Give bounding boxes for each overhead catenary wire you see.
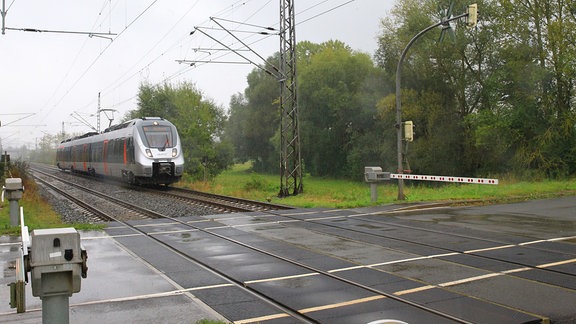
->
[4,27,115,35]
[29,0,363,138]
[72,0,247,114]
[298,0,356,25]
[182,0,359,75]
[38,0,160,124]
[57,0,268,117]
[38,0,116,108]
[103,0,361,115]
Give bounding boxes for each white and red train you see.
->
[56,117,184,185]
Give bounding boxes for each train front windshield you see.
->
[141,125,174,148]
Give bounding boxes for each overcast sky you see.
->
[0,0,393,150]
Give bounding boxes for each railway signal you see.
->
[467,4,478,28]
[394,3,479,200]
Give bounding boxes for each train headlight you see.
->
[172,148,178,158]
[145,149,153,158]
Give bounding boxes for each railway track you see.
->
[29,164,474,322]
[27,163,571,322]
[31,163,291,214]
[107,210,474,322]
[32,169,161,222]
[149,186,293,213]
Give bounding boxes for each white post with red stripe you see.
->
[390,173,498,185]
[364,167,499,202]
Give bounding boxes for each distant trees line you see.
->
[54,0,575,182]
[226,0,576,180]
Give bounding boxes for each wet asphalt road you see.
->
[1,196,574,323]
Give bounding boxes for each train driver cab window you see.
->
[141,125,173,149]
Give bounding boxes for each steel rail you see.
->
[31,165,471,322]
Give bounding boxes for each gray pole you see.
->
[42,295,70,323]
[395,13,467,200]
[9,200,18,226]
[1,0,5,35]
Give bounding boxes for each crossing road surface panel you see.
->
[0,231,224,323]
[0,196,574,323]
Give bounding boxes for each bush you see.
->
[243,173,270,191]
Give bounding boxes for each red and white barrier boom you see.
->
[390,173,498,185]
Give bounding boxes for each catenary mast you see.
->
[278,0,303,197]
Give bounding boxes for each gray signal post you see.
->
[395,4,477,200]
[3,178,23,226]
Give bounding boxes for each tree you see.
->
[225,41,385,179]
[375,0,480,176]
[225,58,281,173]
[469,0,576,177]
[29,133,61,164]
[129,82,233,179]
[299,40,385,178]
[374,0,576,179]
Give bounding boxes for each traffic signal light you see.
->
[404,121,414,142]
[467,4,478,28]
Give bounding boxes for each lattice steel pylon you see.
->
[278,0,303,197]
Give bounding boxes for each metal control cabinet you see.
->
[364,167,391,202]
[4,178,23,200]
[29,228,85,297]
[364,167,390,182]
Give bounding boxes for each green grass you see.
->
[2,162,574,236]
[0,198,106,236]
[182,163,576,208]
[0,181,105,236]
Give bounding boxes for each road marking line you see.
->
[548,235,576,242]
[183,283,236,291]
[245,273,319,284]
[502,267,532,274]
[366,252,461,268]
[328,265,366,273]
[235,294,387,323]
[536,258,576,269]
[299,295,386,313]
[464,245,516,253]
[519,240,547,245]
[439,273,502,287]
[394,285,435,295]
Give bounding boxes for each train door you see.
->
[72,145,77,171]
[103,140,109,175]
[83,144,88,172]
[122,138,128,166]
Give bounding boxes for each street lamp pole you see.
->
[395,12,468,200]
